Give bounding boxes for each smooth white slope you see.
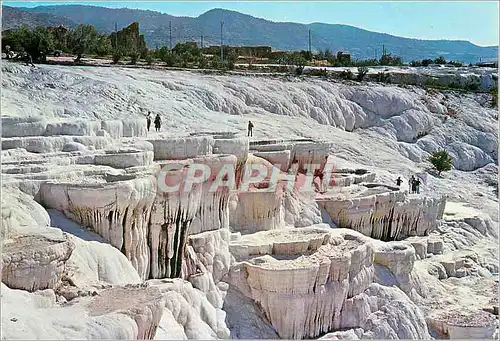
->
[2,63,497,220]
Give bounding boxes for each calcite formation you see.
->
[1,282,166,339]
[227,227,375,339]
[183,228,232,283]
[2,135,114,153]
[2,62,498,341]
[318,186,447,241]
[147,278,231,339]
[148,136,214,161]
[1,116,147,138]
[2,230,75,292]
[39,177,157,280]
[0,122,482,341]
[229,184,285,234]
[427,310,497,339]
[36,150,240,281]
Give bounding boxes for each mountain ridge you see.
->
[3,4,498,63]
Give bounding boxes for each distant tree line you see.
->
[409,56,463,67]
[1,22,467,72]
[2,23,147,64]
[306,48,403,67]
[1,23,239,69]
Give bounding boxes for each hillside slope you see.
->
[1,62,498,218]
[2,6,76,30]
[4,5,497,62]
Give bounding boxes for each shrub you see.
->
[339,69,352,80]
[198,55,208,69]
[376,72,391,83]
[357,66,369,81]
[491,87,498,108]
[295,65,304,75]
[145,51,153,65]
[129,50,139,65]
[112,50,122,64]
[160,50,179,67]
[310,68,327,77]
[428,150,453,176]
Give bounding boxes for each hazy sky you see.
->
[6,1,499,46]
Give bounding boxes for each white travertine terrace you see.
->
[318,186,447,241]
[1,63,498,340]
[226,227,433,339]
[1,283,167,339]
[2,229,75,292]
[427,310,497,339]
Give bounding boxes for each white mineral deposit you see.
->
[1,61,498,340]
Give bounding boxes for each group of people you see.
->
[395,175,422,194]
[145,114,255,137]
[146,112,162,132]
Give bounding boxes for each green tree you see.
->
[421,59,433,67]
[337,51,351,66]
[50,26,69,52]
[210,55,222,69]
[95,35,112,57]
[491,87,498,108]
[68,25,101,62]
[2,27,29,54]
[434,56,447,65]
[112,48,124,64]
[198,55,208,69]
[225,50,238,70]
[428,150,453,176]
[357,66,369,81]
[299,50,312,61]
[173,42,200,58]
[158,46,179,67]
[2,26,54,61]
[379,53,402,66]
[145,50,153,65]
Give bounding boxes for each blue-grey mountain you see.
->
[3,5,497,63]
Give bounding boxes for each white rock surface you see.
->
[2,228,75,292]
[1,62,498,340]
[1,283,166,339]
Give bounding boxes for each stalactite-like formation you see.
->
[319,191,447,241]
[149,161,203,279]
[290,142,331,176]
[38,154,239,281]
[227,228,375,339]
[229,183,285,234]
[189,155,238,235]
[40,177,156,280]
[212,137,249,186]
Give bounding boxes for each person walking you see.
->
[247,120,254,137]
[154,114,162,132]
[415,177,421,194]
[396,176,403,187]
[409,175,415,193]
[146,112,152,132]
